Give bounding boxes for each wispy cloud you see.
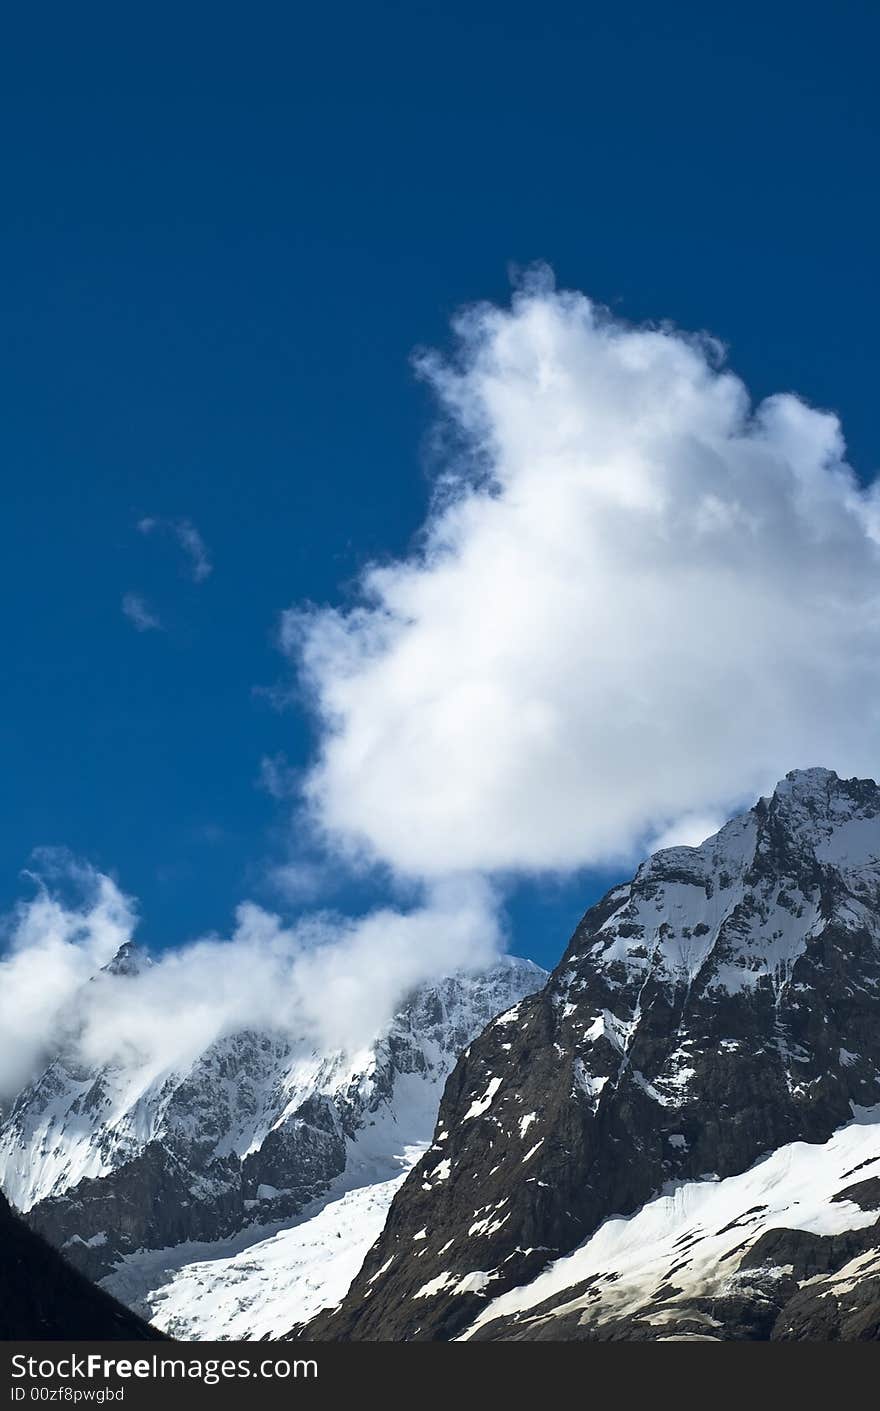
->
[257,753,299,801]
[648,814,727,853]
[264,860,326,904]
[121,591,161,632]
[138,516,212,582]
[0,856,137,1094]
[0,859,501,1096]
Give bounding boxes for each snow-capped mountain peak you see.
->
[99,941,152,978]
[304,770,880,1341]
[0,952,545,1318]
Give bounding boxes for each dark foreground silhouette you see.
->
[0,1190,163,1340]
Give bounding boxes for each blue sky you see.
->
[2,2,879,971]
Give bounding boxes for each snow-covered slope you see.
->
[306,769,880,1341]
[102,1089,435,1338]
[106,1169,411,1340]
[0,954,544,1335]
[462,1107,880,1340]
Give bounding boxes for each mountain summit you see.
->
[304,769,880,1341]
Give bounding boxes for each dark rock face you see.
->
[19,1034,354,1282]
[0,959,544,1284]
[771,1242,880,1341]
[25,1144,247,1282]
[0,1189,163,1340]
[304,770,880,1341]
[241,1095,346,1204]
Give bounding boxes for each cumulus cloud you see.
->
[0,860,501,1097]
[139,516,212,582]
[286,272,880,878]
[13,275,880,1102]
[121,591,161,632]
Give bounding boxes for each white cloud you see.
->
[286,273,880,878]
[648,814,727,853]
[0,860,501,1097]
[0,857,137,1095]
[257,753,299,800]
[121,591,161,632]
[265,860,326,903]
[15,276,880,1104]
[139,516,212,582]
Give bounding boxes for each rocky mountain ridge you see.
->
[303,769,880,1340]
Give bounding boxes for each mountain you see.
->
[460,1114,880,1340]
[0,1188,163,1340]
[0,955,544,1337]
[303,769,880,1341]
[105,1165,413,1340]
